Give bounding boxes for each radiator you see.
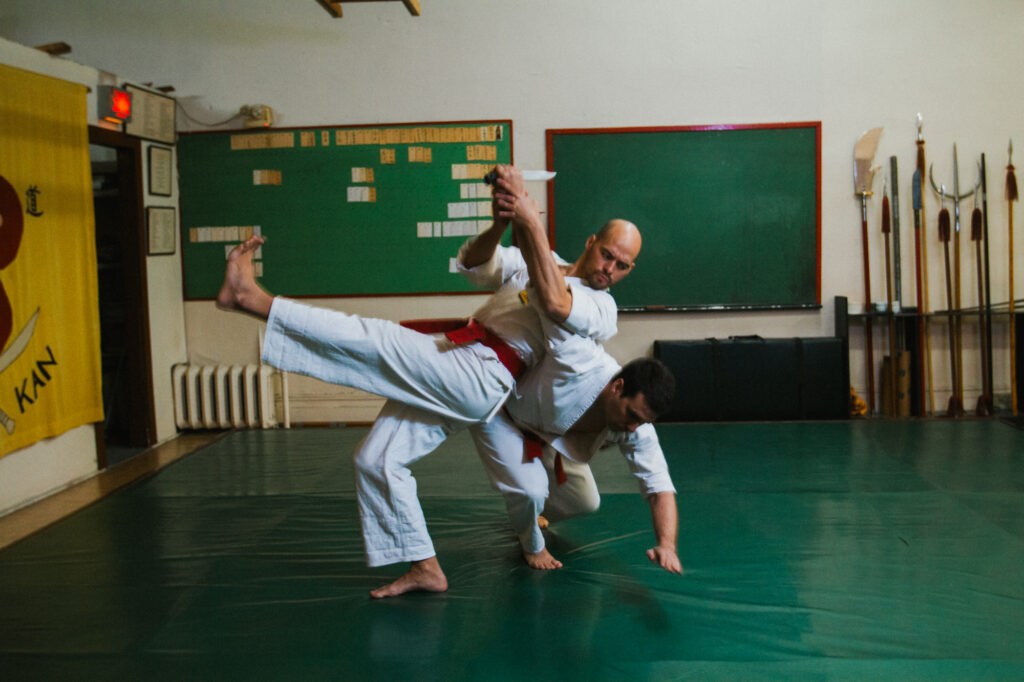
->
[172,363,278,429]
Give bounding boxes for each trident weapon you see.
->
[930,144,981,411]
[854,127,883,413]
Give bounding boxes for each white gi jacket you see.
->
[472,340,676,555]
[505,341,676,498]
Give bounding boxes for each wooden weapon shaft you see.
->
[978,155,994,415]
[890,157,903,313]
[943,240,962,414]
[1012,198,1018,415]
[953,219,963,403]
[950,146,966,405]
[917,139,935,415]
[883,194,897,416]
[940,210,963,416]
[1009,155,1018,415]
[885,228,896,415]
[973,221,992,415]
[860,195,875,412]
[913,210,927,413]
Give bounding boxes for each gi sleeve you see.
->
[614,424,676,497]
[455,241,526,289]
[561,281,618,341]
[534,279,618,345]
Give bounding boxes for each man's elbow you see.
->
[649,490,676,507]
[540,298,571,323]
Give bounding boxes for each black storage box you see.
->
[653,337,847,421]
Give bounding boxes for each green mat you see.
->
[1,422,1022,680]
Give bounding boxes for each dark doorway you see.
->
[88,126,157,467]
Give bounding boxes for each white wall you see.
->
[3,1,1023,426]
[0,37,187,514]
[141,144,188,440]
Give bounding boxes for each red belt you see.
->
[523,428,568,485]
[400,318,526,379]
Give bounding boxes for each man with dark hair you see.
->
[616,357,676,415]
[473,343,682,573]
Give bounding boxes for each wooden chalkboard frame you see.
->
[545,122,822,312]
[177,119,514,300]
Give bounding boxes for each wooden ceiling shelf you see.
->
[316,0,421,18]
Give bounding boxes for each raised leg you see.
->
[216,235,273,319]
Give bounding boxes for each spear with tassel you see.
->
[882,178,897,415]
[939,196,964,416]
[971,189,992,415]
[1008,141,1019,415]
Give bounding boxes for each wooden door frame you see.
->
[88,125,157,458]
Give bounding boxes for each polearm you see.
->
[938,199,964,416]
[979,154,994,416]
[916,114,935,415]
[930,144,980,408]
[952,146,964,407]
[1007,141,1019,415]
[890,156,904,314]
[890,155,907,416]
[882,181,897,415]
[913,169,929,413]
[854,127,884,413]
[971,190,992,415]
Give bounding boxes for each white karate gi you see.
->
[260,241,617,567]
[471,340,676,554]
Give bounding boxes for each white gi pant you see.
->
[261,299,516,567]
[262,299,514,424]
[470,410,600,555]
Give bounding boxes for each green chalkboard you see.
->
[546,123,821,311]
[177,121,512,299]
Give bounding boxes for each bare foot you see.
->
[369,557,448,599]
[216,235,273,318]
[524,547,562,570]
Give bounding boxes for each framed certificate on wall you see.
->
[147,206,176,256]
[124,85,176,144]
[148,145,172,196]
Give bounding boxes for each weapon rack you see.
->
[836,296,1023,420]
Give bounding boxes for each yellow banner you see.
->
[0,64,103,458]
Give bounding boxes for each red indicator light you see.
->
[110,89,132,120]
